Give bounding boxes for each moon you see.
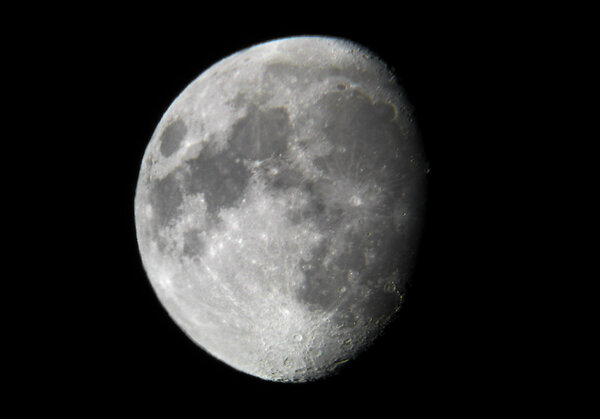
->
[134,36,427,382]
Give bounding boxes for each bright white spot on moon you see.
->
[134,36,427,382]
[349,195,362,207]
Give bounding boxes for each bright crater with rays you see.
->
[134,36,426,382]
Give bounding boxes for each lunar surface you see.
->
[134,36,427,382]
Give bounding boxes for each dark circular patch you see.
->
[159,119,187,157]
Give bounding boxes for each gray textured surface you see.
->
[134,36,426,382]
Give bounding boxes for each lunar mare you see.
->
[135,36,426,382]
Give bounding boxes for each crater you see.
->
[361,276,405,323]
[159,119,187,157]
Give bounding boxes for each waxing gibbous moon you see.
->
[134,36,427,382]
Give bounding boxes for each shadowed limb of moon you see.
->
[135,36,427,382]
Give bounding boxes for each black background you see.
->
[16,7,540,413]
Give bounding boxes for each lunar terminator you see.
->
[135,36,427,382]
